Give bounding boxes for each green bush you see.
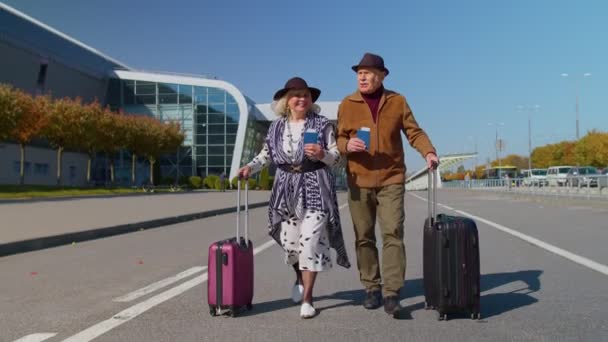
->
[179,175,190,186]
[230,176,256,190]
[188,176,202,189]
[247,178,257,189]
[203,175,219,189]
[214,178,230,190]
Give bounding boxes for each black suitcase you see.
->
[423,169,481,320]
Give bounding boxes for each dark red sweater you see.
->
[361,86,384,123]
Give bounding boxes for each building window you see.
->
[34,163,49,176]
[13,161,31,175]
[69,166,77,180]
[36,60,48,90]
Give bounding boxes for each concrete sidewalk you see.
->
[0,191,270,257]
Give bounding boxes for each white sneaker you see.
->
[300,302,316,319]
[291,283,304,303]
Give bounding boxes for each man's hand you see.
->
[426,153,439,170]
[347,138,366,153]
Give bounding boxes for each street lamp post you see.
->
[488,122,505,178]
[517,105,540,173]
[561,73,591,140]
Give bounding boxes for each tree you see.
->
[574,130,608,167]
[42,97,83,186]
[11,93,50,185]
[78,102,104,184]
[96,109,127,184]
[123,114,148,186]
[0,84,20,142]
[144,120,184,186]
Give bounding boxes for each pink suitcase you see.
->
[207,180,254,317]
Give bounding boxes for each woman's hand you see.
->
[238,165,252,179]
[304,144,325,160]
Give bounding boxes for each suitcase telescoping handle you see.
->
[427,162,438,225]
[236,176,249,244]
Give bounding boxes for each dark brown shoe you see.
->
[383,296,401,315]
[363,290,382,309]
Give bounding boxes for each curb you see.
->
[0,201,269,258]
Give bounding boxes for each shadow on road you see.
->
[242,269,542,320]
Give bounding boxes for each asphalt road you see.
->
[2,190,607,342]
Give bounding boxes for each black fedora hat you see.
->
[273,77,321,102]
[351,52,389,75]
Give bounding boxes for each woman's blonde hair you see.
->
[271,89,321,117]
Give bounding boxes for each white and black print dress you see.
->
[247,112,350,271]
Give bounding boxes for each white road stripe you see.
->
[62,238,277,342]
[409,192,608,276]
[113,266,207,302]
[13,333,57,342]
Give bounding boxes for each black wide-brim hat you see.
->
[273,77,321,102]
[351,52,389,75]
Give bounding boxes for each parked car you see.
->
[521,168,548,186]
[566,166,599,187]
[546,166,573,186]
[598,168,608,189]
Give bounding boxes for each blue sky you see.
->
[4,0,607,171]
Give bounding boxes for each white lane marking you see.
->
[13,333,57,342]
[62,238,277,342]
[113,266,207,302]
[409,192,608,276]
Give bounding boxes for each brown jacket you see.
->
[337,89,436,188]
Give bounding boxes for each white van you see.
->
[522,168,548,186]
[546,166,573,186]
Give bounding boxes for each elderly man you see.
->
[337,52,439,316]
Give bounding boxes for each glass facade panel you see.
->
[208,114,225,124]
[136,95,156,104]
[158,83,178,94]
[208,103,225,114]
[159,94,177,104]
[123,81,135,104]
[178,85,193,104]
[207,146,225,155]
[208,89,225,103]
[226,124,238,134]
[208,135,225,145]
[195,135,206,146]
[226,134,236,144]
[208,156,225,166]
[135,81,155,95]
[207,124,225,134]
[208,167,225,176]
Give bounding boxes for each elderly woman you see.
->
[239,77,350,319]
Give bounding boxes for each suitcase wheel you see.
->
[471,312,481,320]
[424,301,431,310]
[209,306,217,317]
[246,303,253,310]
